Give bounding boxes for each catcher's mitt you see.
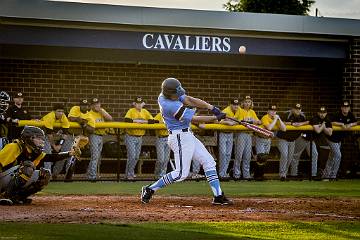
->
[71,135,89,160]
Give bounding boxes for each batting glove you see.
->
[216,112,226,121]
[211,106,222,116]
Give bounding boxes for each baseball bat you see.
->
[226,117,274,138]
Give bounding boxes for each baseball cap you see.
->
[342,101,350,107]
[230,98,239,105]
[319,106,327,113]
[91,98,100,104]
[14,92,23,98]
[53,103,65,111]
[294,103,301,110]
[244,95,252,101]
[79,99,88,105]
[268,105,277,111]
[134,97,144,104]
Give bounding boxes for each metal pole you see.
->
[309,136,313,181]
[116,129,121,182]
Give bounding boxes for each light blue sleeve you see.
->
[169,100,195,122]
[181,108,196,122]
[179,95,186,103]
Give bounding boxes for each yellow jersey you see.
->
[41,111,70,130]
[85,109,109,135]
[235,108,259,122]
[222,106,237,118]
[0,141,46,170]
[154,113,168,137]
[124,108,153,136]
[261,114,282,129]
[68,106,87,119]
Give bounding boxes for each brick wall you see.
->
[343,38,360,116]
[1,58,344,120]
[341,38,360,177]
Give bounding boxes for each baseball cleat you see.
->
[0,198,14,206]
[140,186,154,204]
[212,193,233,205]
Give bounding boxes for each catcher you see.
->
[0,126,86,205]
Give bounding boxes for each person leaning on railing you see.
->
[233,96,261,180]
[41,103,72,180]
[323,101,358,181]
[217,98,239,179]
[277,103,306,181]
[256,105,286,155]
[289,105,319,180]
[123,97,156,180]
[86,98,112,182]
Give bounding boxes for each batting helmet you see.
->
[21,126,45,154]
[0,91,10,114]
[161,78,186,99]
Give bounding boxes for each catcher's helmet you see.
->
[21,126,45,154]
[0,91,10,114]
[161,78,186,99]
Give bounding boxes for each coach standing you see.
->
[6,92,32,141]
[233,96,261,180]
[218,98,239,179]
[86,98,113,182]
[323,101,357,180]
[277,104,306,181]
[124,97,154,180]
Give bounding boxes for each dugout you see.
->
[1,0,360,179]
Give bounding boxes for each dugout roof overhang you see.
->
[1,0,360,69]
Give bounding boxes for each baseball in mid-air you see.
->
[238,45,246,54]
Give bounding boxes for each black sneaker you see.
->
[212,193,233,205]
[280,177,286,182]
[141,186,154,204]
[0,198,13,206]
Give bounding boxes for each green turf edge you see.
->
[0,221,359,240]
[38,180,360,198]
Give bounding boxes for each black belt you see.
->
[158,136,168,138]
[169,128,189,134]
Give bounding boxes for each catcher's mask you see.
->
[0,91,10,114]
[161,78,186,99]
[21,126,45,154]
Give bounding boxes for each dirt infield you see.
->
[1,195,359,223]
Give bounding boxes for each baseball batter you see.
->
[141,78,232,205]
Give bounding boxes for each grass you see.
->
[2,180,359,240]
[0,222,359,240]
[40,179,360,198]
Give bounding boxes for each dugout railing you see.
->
[18,120,360,181]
